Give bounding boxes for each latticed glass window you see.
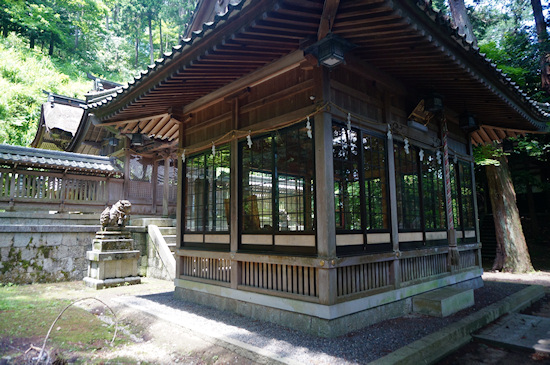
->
[241,124,315,234]
[184,145,230,233]
[333,125,361,230]
[394,142,421,230]
[363,134,388,230]
[450,159,475,231]
[459,161,475,229]
[422,151,446,230]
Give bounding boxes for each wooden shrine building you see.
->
[30,77,178,216]
[88,0,550,335]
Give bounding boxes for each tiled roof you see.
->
[0,144,119,175]
[88,0,550,136]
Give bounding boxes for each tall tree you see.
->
[448,0,534,272]
[448,0,477,46]
[531,0,550,93]
[485,153,534,272]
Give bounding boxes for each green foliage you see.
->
[0,33,90,146]
[473,143,504,166]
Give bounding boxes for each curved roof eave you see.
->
[410,0,550,132]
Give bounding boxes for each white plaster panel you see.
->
[366,233,391,244]
[456,231,464,239]
[184,234,203,243]
[336,234,363,246]
[398,232,423,242]
[274,235,315,247]
[426,231,447,241]
[241,235,272,245]
[204,234,230,244]
[464,230,476,238]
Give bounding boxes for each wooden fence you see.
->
[0,168,176,215]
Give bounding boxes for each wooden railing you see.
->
[400,252,448,284]
[0,168,122,212]
[337,260,392,297]
[241,261,318,298]
[0,168,176,214]
[180,256,231,283]
[177,246,482,303]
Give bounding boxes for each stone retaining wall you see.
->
[0,225,98,283]
[0,214,175,284]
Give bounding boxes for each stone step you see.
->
[163,234,177,244]
[412,287,474,317]
[159,227,176,235]
[92,238,134,252]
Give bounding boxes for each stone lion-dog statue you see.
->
[100,200,132,229]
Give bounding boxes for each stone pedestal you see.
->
[84,228,141,289]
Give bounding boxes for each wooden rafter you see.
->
[318,0,340,40]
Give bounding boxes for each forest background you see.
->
[0,0,549,270]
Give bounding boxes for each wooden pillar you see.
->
[8,168,16,210]
[468,138,482,267]
[175,118,185,280]
[152,159,158,214]
[123,139,130,201]
[230,138,240,289]
[384,93,401,289]
[162,156,170,216]
[229,96,241,289]
[314,66,337,305]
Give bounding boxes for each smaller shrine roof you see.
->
[0,144,120,175]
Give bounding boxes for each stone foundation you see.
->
[84,228,141,289]
[174,270,483,337]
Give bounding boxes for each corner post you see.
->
[314,66,337,305]
[384,93,401,289]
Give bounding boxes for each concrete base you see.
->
[84,228,141,290]
[84,276,141,289]
[174,271,483,337]
[413,287,474,317]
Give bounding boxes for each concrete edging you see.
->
[370,284,546,365]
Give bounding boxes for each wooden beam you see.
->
[345,54,408,95]
[182,50,305,115]
[94,113,171,127]
[318,0,340,40]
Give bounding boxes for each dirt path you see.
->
[1,278,262,365]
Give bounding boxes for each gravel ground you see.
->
[114,280,528,365]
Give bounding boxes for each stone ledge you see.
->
[413,287,474,317]
[83,276,141,289]
[370,284,546,365]
[0,225,100,233]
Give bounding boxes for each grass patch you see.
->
[0,283,124,360]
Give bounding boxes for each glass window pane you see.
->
[459,161,475,229]
[333,126,361,230]
[242,136,274,233]
[422,151,446,230]
[276,126,315,232]
[185,155,205,232]
[363,134,388,230]
[394,142,421,230]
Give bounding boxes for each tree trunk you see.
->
[526,180,540,238]
[30,35,35,49]
[148,11,154,65]
[48,33,54,56]
[448,0,477,47]
[135,34,139,67]
[531,0,550,93]
[486,155,533,273]
[159,18,163,57]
